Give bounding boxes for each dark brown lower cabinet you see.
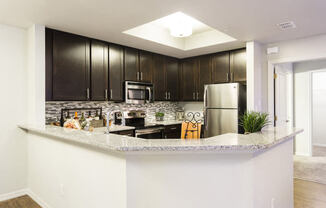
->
[91,40,108,101]
[164,124,182,139]
[109,44,124,101]
[51,30,90,101]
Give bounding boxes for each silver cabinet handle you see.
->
[193,92,195,100]
[226,73,229,82]
[168,92,171,100]
[170,127,177,130]
[230,73,234,82]
[165,92,168,100]
[197,92,199,100]
[110,89,113,100]
[86,88,90,100]
[140,72,143,81]
[105,89,108,100]
[137,72,140,81]
[204,86,208,107]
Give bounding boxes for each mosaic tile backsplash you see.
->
[45,101,181,124]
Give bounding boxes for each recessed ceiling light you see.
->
[123,12,236,50]
[166,12,194,37]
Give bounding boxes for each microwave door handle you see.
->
[146,87,152,103]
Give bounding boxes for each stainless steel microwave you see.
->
[125,81,154,104]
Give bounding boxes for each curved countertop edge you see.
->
[18,124,303,154]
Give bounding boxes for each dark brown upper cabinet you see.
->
[211,52,230,84]
[124,47,139,81]
[180,58,197,101]
[153,54,166,101]
[153,55,179,101]
[109,44,124,101]
[90,40,108,101]
[197,55,212,101]
[230,49,246,83]
[139,51,153,83]
[51,30,90,101]
[165,57,179,101]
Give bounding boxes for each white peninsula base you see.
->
[20,126,299,208]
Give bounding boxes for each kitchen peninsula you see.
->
[19,124,302,208]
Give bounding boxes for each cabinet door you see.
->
[139,51,153,82]
[124,47,139,81]
[211,52,230,83]
[181,58,197,101]
[91,40,108,101]
[165,57,179,101]
[109,44,124,101]
[197,55,212,101]
[52,31,90,101]
[230,49,246,83]
[153,54,166,101]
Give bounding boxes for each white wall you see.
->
[0,24,28,195]
[312,71,326,146]
[27,133,126,208]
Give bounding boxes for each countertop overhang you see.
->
[18,124,303,154]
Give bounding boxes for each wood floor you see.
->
[294,179,326,208]
[0,195,41,208]
[0,180,325,208]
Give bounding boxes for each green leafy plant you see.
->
[240,111,270,133]
[155,112,165,117]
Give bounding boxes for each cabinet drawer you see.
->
[164,124,181,134]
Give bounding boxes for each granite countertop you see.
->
[144,120,183,127]
[93,125,135,133]
[19,124,303,154]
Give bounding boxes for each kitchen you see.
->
[45,27,247,140]
[2,1,322,207]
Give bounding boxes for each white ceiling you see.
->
[0,0,325,58]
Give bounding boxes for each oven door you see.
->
[135,128,164,139]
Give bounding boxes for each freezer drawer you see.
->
[204,108,238,137]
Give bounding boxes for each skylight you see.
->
[123,12,236,51]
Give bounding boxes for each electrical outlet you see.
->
[60,184,65,196]
[271,198,275,208]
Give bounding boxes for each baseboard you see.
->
[26,189,51,208]
[294,152,311,156]
[0,189,28,202]
[313,143,326,147]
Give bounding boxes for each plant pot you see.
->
[156,116,164,121]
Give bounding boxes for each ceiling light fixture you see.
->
[167,12,193,37]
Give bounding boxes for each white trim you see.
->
[0,189,28,202]
[313,143,326,147]
[0,189,51,208]
[294,152,311,156]
[26,189,51,208]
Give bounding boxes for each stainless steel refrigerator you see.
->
[204,83,246,137]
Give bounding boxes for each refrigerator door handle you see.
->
[204,86,208,107]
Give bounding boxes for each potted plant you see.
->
[155,112,165,121]
[240,111,270,134]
